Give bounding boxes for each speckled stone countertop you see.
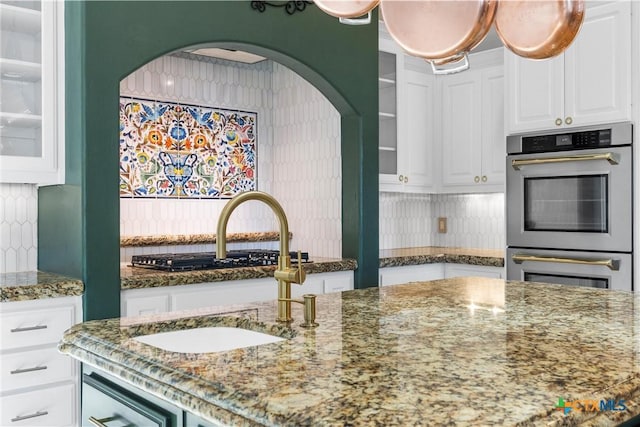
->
[0,271,84,302]
[60,277,639,426]
[120,231,289,247]
[380,246,504,268]
[121,258,357,290]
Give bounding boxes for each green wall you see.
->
[39,0,379,320]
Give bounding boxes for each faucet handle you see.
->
[294,251,306,284]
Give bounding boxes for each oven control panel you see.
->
[521,129,612,153]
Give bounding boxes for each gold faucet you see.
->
[216,191,317,327]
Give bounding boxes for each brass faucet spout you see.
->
[216,191,310,324]
[216,191,289,259]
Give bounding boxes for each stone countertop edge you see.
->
[59,278,640,426]
[0,271,84,302]
[379,249,505,268]
[121,259,358,290]
[120,231,291,247]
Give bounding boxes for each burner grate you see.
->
[131,250,310,272]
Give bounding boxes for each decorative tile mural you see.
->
[119,97,257,198]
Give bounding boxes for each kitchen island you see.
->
[59,277,640,426]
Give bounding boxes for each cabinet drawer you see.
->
[1,383,75,426]
[1,347,75,392]
[1,305,75,350]
[83,373,174,427]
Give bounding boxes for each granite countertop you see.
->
[380,246,504,268]
[121,257,358,290]
[60,277,639,426]
[120,231,289,247]
[0,271,84,302]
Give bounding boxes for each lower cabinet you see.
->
[122,271,354,317]
[379,264,445,286]
[379,263,504,286]
[444,263,504,279]
[0,296,83,427]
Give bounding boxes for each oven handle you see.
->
[511,152,619,170]
[511,254,620,271]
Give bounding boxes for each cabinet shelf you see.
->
[0,112,42,127]
[0,58,41,82]
[0,4,41,34]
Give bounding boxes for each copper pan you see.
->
[495,0,585,59]
[380,0,497,74]
[314,0,379,24]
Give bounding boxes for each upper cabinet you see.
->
[379,34,435,193]
[440,62,504,193]
[505,1,631,134]
[0,0,64,184]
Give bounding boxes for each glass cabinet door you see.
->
[378,50,397,177]
[0,0,63,184]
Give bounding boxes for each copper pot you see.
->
[495,0,585,59]
[314,0,379,21]
[380,0,497,74]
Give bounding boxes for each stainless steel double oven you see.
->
[506,122,633,291]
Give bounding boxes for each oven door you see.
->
[506,146,632,252]
[506,248,632,291]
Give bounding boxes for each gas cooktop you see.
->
[131,250,310,272]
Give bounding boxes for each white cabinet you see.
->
[440,62,505,193]
[505,1,631,134]
[121,271,354,317]
[379,262,505,286]
[379,32,435,193]
[0,0,64,184]
[444,264,504,279]
[379,264,444,286]
[0,296,82,427]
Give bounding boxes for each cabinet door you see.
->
[564,1,631,127]
[440,72,482,188]
[378,38,403,190]
[399,68,435,192]
[0,0,64,184]
[504,51,564,134]
[379,264,444,286]
[444,264,504,279]
[480,67,505,191]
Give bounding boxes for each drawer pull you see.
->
[11,411,49,423]
[10,325,48,333]
[10,365,48,375]
[89,416,121,427]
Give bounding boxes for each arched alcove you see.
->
[39,1,379,320]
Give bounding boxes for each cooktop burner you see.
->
[131,250,310,272]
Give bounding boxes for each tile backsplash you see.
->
[0,183,38,273]
[379,192,505,250]
[119,52,342,259]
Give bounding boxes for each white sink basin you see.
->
[134,327,285,354]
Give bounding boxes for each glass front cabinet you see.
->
[0,0,64,184]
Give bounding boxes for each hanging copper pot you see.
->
[495,0,585,59]
[314,0,379,24]
[380,0,497,74]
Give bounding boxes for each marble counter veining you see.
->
[121,258,357,290]
[0,271,84,302]
[60,277,640,426]
[380,246,505,268]
[120,231,290,247]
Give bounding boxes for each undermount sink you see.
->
[133,327,285,354]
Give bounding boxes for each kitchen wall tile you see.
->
[0,183,38,273]
[119,53,341,261]
[379,192,505,250]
